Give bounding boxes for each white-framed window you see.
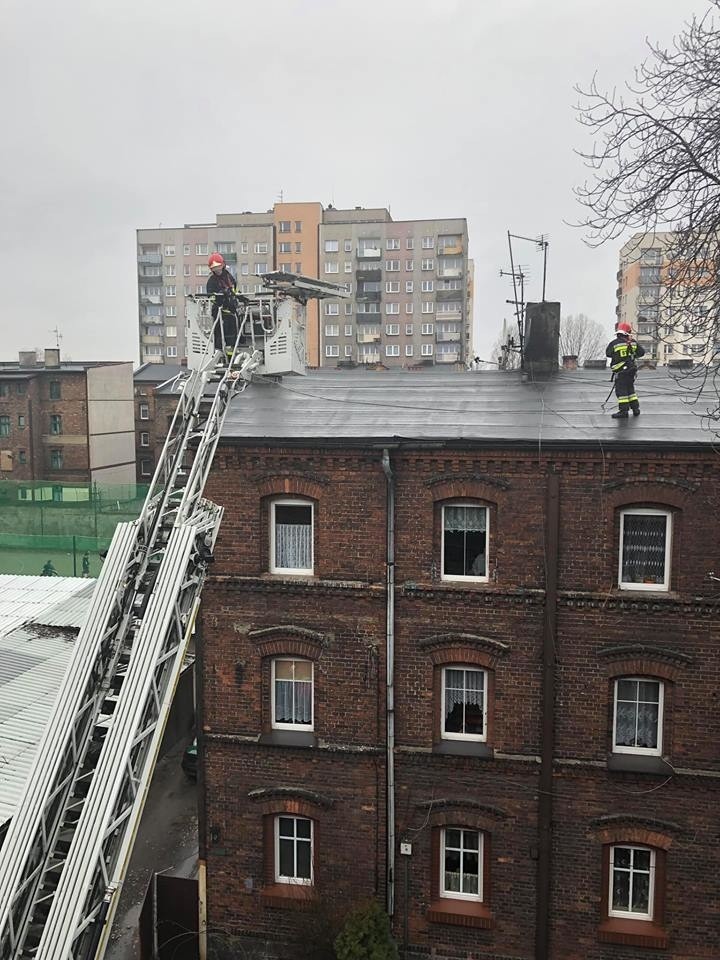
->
[344,261,352,273]
[385,303,400,315]
[344,302,353,315]
[613,678,663,755]
[164,245,175,257]
[405,259,415,272]
[139,431,150,447]
[325,303,339,316]
[421,323,434,335]
[619,508,672,591]
[325,261,339,274]
[386,344,400,357]
[254,241,268,254]
[421,344,434,356]
[325,324,339,336]
[279,263,291,274]
[406,237,415,250]
[386,238,400,250]
[386,323,400,335]
[405,344,414,357]
[422,236,435,249]
[166,345,178,357]
[421,280,434,293]
[164,264,176,277]
[271,500,313,575]
[386,281,400,293]
[609,845,655,920]
[195,243,208,256]
[139,402,149,420]
[385,259,400,272]
[195,284,204,294]
[183,264,191,277]
[165,305,176,317]
[183,243,190,256]
[241,263,249,275]
[422,301,435,314]
[421,259,435,271]
[324,239,339,252]
[279,221,291,233]
[344,239,352,252]
[196,264,206,276]
[140,458,152,477]
[405,323,414,336]
[295,221,302,232]
[441,828,482,901]
[167,324,178,338]
[344,324,353,336]
[276,816,313,885]
[344,345,353,357]
[326,344,340,357]
[441,503,488,580]
[442,667,487,740]
[279,241,292,253]
[165,285,176,297]
[272,658,313,730]
[255,263,268,275]
[405,281,414,293]
[405,303,414,315]
[240,241,249,254]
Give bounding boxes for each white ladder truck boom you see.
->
[0,273,348,960]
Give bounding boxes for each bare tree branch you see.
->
[559,314,610,363]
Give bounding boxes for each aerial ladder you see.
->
[0,272,348,960]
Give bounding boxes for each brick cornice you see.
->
[598,643,692,668]
[247,625,330,658]
[559,590,720,616]
[248,786,334,811]
[590,814,683,848]
[207,574,384,597]
[401,583,544,606]
[418,633,509,668]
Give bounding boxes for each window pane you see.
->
[636,702,659,748]
[612,869,630,911]
[614,847,631,868]
[296,818,312,840]
[275,660,294,680]
[278,837,294,876]
[444,849,461,892]
[296,839,312,879]
[445,828,461,848]
[444,506,487,577]
[462,851,479,894]
[274,503,312,570]
[633,848,651,871]
[632,873,650,912]
[639,681,660,703]
[462,829,479,850]
[617,679,637,701]
[622,514,667,584]
[278,817,294,837]
[294,661,312,682]
[615,701,637,746]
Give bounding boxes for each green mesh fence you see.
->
[0,481,150,577]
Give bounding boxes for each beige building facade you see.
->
[136,203,473,369]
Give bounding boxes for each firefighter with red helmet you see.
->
[606,322,645,418]
[206,253,240,357]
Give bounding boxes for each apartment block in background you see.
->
[0,349,135,495]
[617,232,713,364]
[137,203,473,370]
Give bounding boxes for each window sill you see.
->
[259,730,317,749]
[598,918,668,949]
[427,899,493,929]
[607,754,671,775]
[433,740,493,759]
[260,883,317,909]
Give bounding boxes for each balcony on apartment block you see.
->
[356,245,382,260]
[138,253,162,265]
[436,329,462,342]
[141,335,163,345]
[357,330,382,344]
[436,350,461,363]
[358,352,381,364]
[438,242,463,256]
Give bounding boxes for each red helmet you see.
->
[617,322,632,335]
[208,253,225,269]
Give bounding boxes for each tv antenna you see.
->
[50,326,63,350]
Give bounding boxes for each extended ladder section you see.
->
[0,274,347,960]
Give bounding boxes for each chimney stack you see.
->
[44,348,61,368]
[18,350,37,367]
[523,302,561,380]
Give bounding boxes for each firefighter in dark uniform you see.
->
[606,321,645,418]
[206,253,240,358]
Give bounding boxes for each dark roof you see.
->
[134,363,186,383]
[0,362,126,375]
[218,367,717,450]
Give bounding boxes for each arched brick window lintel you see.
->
[429,479,502,506]
[420,634,509,670]
[590,816,680,850]
[601,656,683,683]
[258,475,326,501]
[605,483,687,514]
[249,787,332,817]
[248,625,329,660]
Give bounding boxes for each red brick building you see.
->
[200,366,720,959]
[0,348,135,493]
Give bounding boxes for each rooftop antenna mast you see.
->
[50,326,63,350]
[508,231,550,302]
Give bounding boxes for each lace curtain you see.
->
[621,514,667,584]
[443,505,487,533]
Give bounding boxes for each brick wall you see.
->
[201,443,720,959]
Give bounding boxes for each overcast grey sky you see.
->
[0,0,705,364]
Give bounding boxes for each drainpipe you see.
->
[536,468,559,960]
[381,449,396,917]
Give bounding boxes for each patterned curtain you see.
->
[622,514,667,584]
[276,522,312,569]
[443,506,486,533]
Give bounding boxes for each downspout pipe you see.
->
[536,468,560,959]
[381,449,396,917]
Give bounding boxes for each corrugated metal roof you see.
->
[0,576,94,825]
[219,367,715,448]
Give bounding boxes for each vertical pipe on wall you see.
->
[381,449,396,917]
[536,468,560,959]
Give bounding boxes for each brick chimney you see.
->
[18,350,37,367]
[44,348,61,368]
[523,302,561,380]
